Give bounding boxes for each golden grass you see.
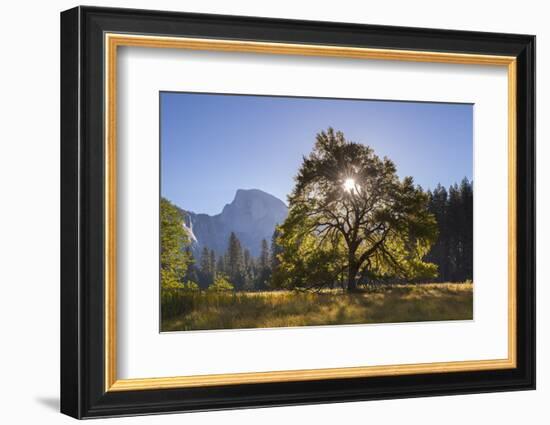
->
[161,282,473,332]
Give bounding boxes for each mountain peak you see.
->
[185,189,288,257]
[233,188,285,204]
[224,188,287,219]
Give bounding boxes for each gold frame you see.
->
[104,33,517,392]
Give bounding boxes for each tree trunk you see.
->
[347,259,359,292]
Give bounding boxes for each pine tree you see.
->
[227,232,245,289]
[199,246,213,287]
[447,183,462,281]
[270,228,283,277]
[459,178,473,281]
[184,247,200,284]
[427,184,449,282]
[257,238,272,289]
[425,179,473,283]
[216,255,225,275]
[209,249,217,280]
[242,248,255,290]
[259,239,270,270]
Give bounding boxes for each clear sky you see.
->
[161,92,472,215]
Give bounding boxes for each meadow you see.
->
[161,282,473,332]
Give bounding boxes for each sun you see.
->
[343,178,359,193]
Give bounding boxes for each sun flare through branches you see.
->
[343,177,360,194]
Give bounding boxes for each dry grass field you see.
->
[161,282,473,332]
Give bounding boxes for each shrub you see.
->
[208,274,234,292]
[182,280,200,291]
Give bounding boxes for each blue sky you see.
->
[161,92,472,215]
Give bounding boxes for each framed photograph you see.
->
[60,6,535,419]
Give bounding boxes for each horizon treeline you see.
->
[184,232,276,290]
[180,178,473,291]
[426,178,473,282]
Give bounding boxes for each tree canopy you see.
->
[160,197,193,289]
[274,128,438,291]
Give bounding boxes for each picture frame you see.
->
[60,5,535,419]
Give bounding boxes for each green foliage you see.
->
[272,224,346,290]
[270,228,283,287]
[160,197,193,289]
[208,274,234,292]
[276,128,438,291]
[182,280,200,291]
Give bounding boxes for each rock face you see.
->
[182,189,288,257]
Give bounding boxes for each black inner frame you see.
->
[61,6,535,419]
